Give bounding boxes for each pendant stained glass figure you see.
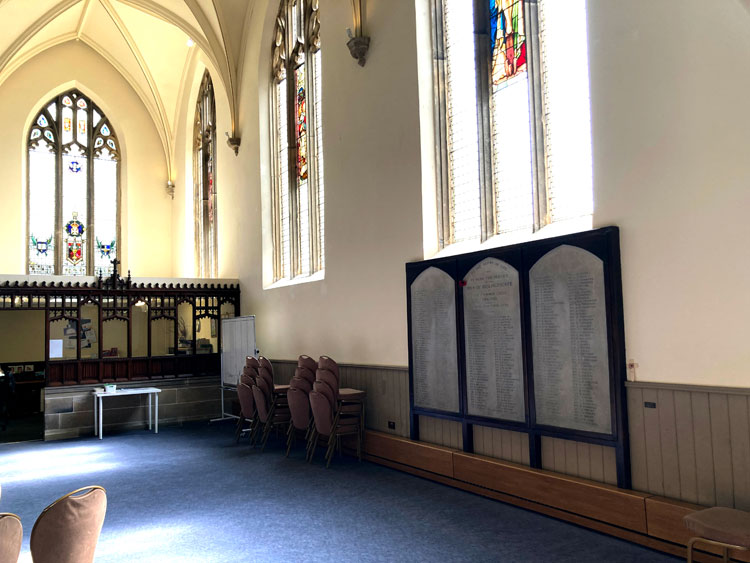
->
[295,65,308,181]
[68,160,81,173]
[490,0,527,86]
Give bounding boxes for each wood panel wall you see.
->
[269,359,750,506]
[271,360,411,437]
[541,437,617,485]
[474,425,529,465]
[627,381,750,509]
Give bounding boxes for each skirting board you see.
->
[360,431,750,562]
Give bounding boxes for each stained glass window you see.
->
[432,0,593,248]
[194,71,217,277]
[27,89,120,276]
[271,0,324,282]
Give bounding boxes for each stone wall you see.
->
[44,376,225,440]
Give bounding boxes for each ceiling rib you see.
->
[76,0,93,38]
[0,0,82,73]
[184,0,237,135]
[99,0,174,179]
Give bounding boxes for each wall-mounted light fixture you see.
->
[166,180,175,199]
[225,132,241,156]
[346,0,369,67]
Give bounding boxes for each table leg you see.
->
[93,395,98,437]
[98,396,103,440]
[155,393,159,434]
[148,394,152,430]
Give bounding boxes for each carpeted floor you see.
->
[0,422,677,562]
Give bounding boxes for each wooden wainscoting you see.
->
[541,436,618,485]
[363,431,743,562]
[474,425,530,465]
[627,381,750,509]
[271,360,410,437]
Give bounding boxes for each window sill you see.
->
[430,216,593,260]
[264,269,325,290]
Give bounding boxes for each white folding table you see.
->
[92,387,161,439]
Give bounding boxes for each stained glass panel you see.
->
[77,109,87,146]
[313,49,324,270]
[101,124,110,136]
[28,147,55,275]
[276,80,290,278]
[44,130,54,143]
[62,106,73,145]
[47,103,56,121]
[94,157,117,276]
[444,0,481,243]
[30,129,41,140]
[36,115,48,127]
[62,96,72,107]
[295,63,308,182]
[76,98,87,109]
[62,149,88,276]
[490,0,527,86]
[92,110,101,127]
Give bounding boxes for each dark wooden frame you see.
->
[406,227,630,488]
[0,266,239,387]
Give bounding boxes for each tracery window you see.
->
[194,71,218,278]
[271,0,324,281]
[432,0,593,249]
[27,89,120,276]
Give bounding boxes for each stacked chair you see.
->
[0,513,22,563]
[235,357,260,443]
[252,356,291,451]
[286,355,317,457]
[308,356,364,467]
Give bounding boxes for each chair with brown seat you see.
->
[308,379,363,467]
[684,507,750,562]
[286,356,317,456]
[30,486,107,563]
[0,513,22,563]
[235,381,256,443]
[252,374,290,451]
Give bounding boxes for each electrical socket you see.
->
[387,421,395,430]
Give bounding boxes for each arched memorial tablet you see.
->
[463,258,525,422]
[530,245,611,434]
[410,267,459,413]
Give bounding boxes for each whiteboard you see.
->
[220,315,257,388]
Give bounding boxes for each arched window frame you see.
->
[430,0,593,249]
[26,88,121,276]
[194,71,218,278]
[270,0,324,282]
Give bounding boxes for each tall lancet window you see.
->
[271,0,324,281]
[27,89,120,276]
[194,71,218,278]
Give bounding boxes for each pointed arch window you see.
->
[27,89,120,276]
[194,71,218,278]
[271,0,324,281]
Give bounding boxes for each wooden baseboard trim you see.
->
[361,431,738,562]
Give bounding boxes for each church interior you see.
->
[0,0,749,561]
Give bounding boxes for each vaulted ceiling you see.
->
[0,0,254,179]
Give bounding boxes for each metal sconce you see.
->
[166,180,175,199]
[346,0,370,67]
[225,132,241,156]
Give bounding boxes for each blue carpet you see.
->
[0,422,676,562]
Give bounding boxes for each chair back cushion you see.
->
[245,356,260,370]
[242,366,257,379]
[240,373,255,388]
[30,486,107,563]
[288,387,311,430]
[309,390,334,436]
[289,375,312,394]
[237,382,255,418]
[258,356,274,377]
[252,384,269,423]
[298,355,317,372]
[258,366,274,389]
[316,369,339,398]
[0,513,22,563]
[296,366,315,385]
[313,380,336,411]
[318,356,339,381]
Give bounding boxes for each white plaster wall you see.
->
[228,0,423,365]
[225,0,750,386]
[589,0,750,386]
[0,41,171,276]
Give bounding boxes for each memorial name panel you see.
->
[530,245,611,434]
[410,267,459,412]
[463,258,525,422]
